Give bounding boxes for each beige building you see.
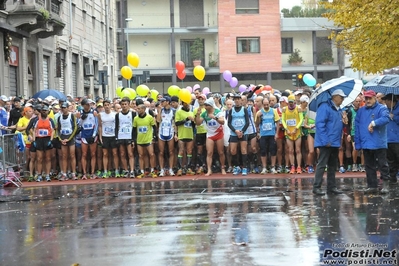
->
[0,0,117,99]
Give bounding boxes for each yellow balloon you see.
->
[150,89,159,100]
[193,65,205,81]
[179,88,191,104]
[127,52,140,68]
[116,87,124,97]
[168,85,180,96]
[137,84,150,97]
[121,66,133,80]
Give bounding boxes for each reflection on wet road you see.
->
[0,177,398,266]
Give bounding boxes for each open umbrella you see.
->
[32,89,67,101]
[363,74,399,95]
[308,76,363,120]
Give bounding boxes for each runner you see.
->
[57,102,78,181]
[193,94,207,174]
[134,104,157,178]
[156,97,176,177]
[78,98,99,180]
[195,98,226,176]
[227,94,250,176]
[32,104,55,182]
[98,98,118,178]
[115,97,136,178]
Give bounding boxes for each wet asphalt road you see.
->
[0,177,399,266]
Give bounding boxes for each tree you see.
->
[322,0,399,73]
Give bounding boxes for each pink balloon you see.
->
[193,84,200,90]
[186,86,193,93]
[202,87,210,95]
[229,77,238,88]
[238,84,247,93]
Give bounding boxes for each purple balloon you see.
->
[223,70,232,82]
[193,84,200,90]
[238,84,247,93]
[229,77,238,88]
[202,87,210,95]
[186,86,193,93]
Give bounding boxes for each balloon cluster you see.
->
[121,52,140,80]
[223,70,238,88]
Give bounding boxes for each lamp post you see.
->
[125,18,132,87]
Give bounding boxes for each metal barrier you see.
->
[0,133,25,187]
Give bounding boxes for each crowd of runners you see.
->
[0,84,398,183]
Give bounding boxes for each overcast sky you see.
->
[280,0,303,10]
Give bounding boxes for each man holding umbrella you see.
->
[313,89,347,195]
[355,90,390,194]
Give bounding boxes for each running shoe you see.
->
[261,168,267,175]
[359,165,366,172]
[308,165,314,174]
[196,166,204,175]
[352,164,358,172]
[276,165,282,173]
[339,166,346,173]
[122,170,130,178]
[115,170,121,178]
[90,174,97,179]
[28,176,35,182]
[45,175,51,182]
[186,168,195,175]
[36,175,43,182]
[149,171,157,178]
[226,166,233,173]
[253,166,260,174]
[159,169,165,177]
[72,173,78,180]
[285,166,290,173]
[129,171,135,178]
[81,174,88,180]
[169,169,175,176]
[177,169,183,176]
[242,168,248,176]
[233,166,241,175]
[270,167,277,174]
[296,166,302,174]
[289,166,296,174]
[347,165,352,172]
[136,172,145,179]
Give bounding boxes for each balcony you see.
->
[5,0,65,38]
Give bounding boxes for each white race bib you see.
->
[234,119,244,127]
[138,126,148,134]
[60,129,72,135]
[262,123,272,131]
[38,129,49,137]
[83,123,93,129]
[104,127,114,134]
[184,121,192,128]
[287,119,296,127]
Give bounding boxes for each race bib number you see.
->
[287,119,297,127]
[262,123,272,131]
[233,119,244,127]
[161,122,171,136]
[60,129,72,135]
[138,126,148,134]
[184,121,192,128]
[104,127,114,134]
[38,129,49,137]
[120,127,131,134]
[83,123,93,129]
[208,120,217,127]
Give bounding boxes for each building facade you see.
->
[117,0,342,94]
[0,0,117,99]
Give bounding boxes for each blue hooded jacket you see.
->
[314,99,344,148]
[354,102,389,150]
[387,101,399,144]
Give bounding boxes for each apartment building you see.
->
[0,0,117,99]
[118,0,341,93]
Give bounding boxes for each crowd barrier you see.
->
[0,133,25,187]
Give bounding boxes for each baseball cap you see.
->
[300,95,310,103]
[197,94,206,100]
[363,90,376,98]
[13,97,21,102]
[204,98,217,109]
[61,102,69,108]
[233,94,241,99]
[53,105,60,109]
[288,95,295,102]
[41,104,49,111]
[97,103,103,107]
[170,96,179,102]
[294,90,303,96]
[0,95,8,102]
[162,96,171,102]
[279,96,288,103]
[331,89,347,97]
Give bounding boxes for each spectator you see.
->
[355,90,390,194]
[383,94,399,183]
[313,89,347,195]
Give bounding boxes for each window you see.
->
[180,39,204,67]
[235,0,259,14]
[237,37,260,53]
[281,38,293,54]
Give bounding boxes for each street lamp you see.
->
[125,18,132,87]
